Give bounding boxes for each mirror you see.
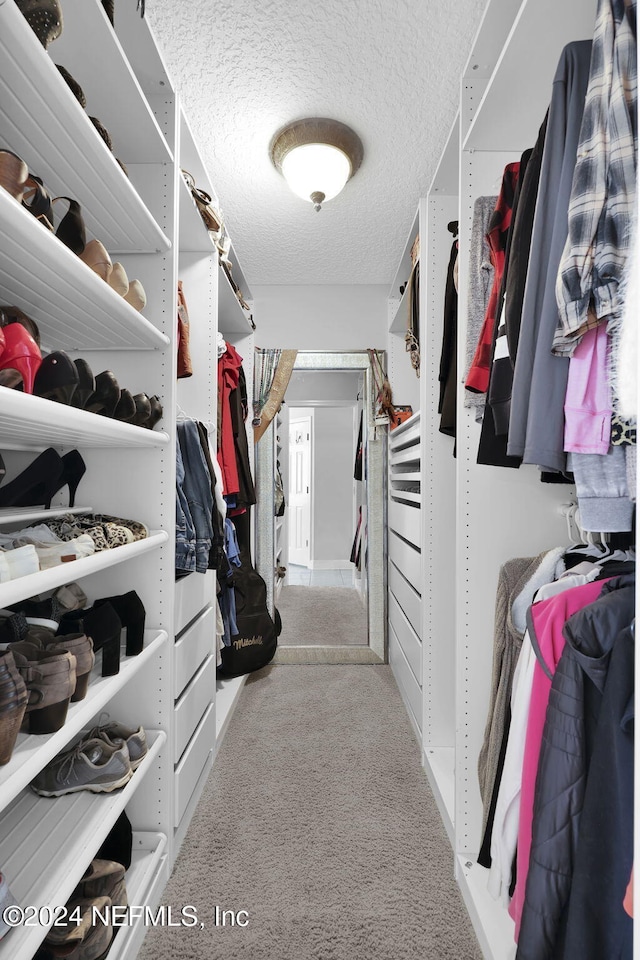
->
[255,351,387,664]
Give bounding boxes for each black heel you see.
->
[33,351,79,405]
[52,197,86,255]
[0,448,63,508]
[60,450,86,508]
[94,591,145,656]
[28,697,69,734]
[70,359,95,409]
[84,370,120,417]
[57,603,121,677]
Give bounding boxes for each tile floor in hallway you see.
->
[286,565,355,588]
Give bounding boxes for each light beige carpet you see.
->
[138,665,481,960]
[276,585,368,645]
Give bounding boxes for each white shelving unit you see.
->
[0,2,256,956]
[383,2,601,957]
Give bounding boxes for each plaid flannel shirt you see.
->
[553,0,637,356]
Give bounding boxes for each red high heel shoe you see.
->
[0,324,42,393]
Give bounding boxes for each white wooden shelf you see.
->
[456,857,516,960]
[218,264,253,335]
[430,115,460,196]
[0,1,171,255]
[0,192,169,353]
[52,0,173,165]
[389,207,419,299]
[424,747,455,844]
[0,730,166,960]
[462,0,596,152]
[106,832,169,960]
[0,389,170,451]
[390,446,422,466]
[215,673,247,743]
[227,241,253,302]
[0,531,169,608]
[389,283,412,334]
[0,631,168,812]
[389,410,421,442]
[390,469,421,482]
[0,506,92,527]
[389,489,422,505]
[178,175,216,255]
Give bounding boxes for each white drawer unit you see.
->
[388,499,422,550]
[174,570,216,636]
[389,624,422,737]
[389,591,422,685]
[388,561,422,638]
[174,703,216,827]
[388,530,421,596]
[174,605,216,699]
[174,655,217,762]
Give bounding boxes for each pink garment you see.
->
[510,577,610,939]
[564,324,611,454]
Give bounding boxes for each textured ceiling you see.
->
[147,0,486,285]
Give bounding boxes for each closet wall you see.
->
[386,0,603,957]
[252,284,388,349]
[0,3,254,957]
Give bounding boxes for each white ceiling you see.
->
[147,0,486,286]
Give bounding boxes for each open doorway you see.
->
[255,351,386,665]
[279,370,367,647]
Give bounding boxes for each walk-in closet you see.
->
[0,0,636,958]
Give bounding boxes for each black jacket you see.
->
[516,575,635,960]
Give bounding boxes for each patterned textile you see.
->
[466,162,520,395]
[554,0,637,355]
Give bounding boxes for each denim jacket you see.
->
[176,420,214,573]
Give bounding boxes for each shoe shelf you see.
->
[0,506,93,527]
[0,729,166,960]
[178,175,217,255]
[0,532,169,609]
[0,1,171,256]
[388,206,419,302]
[389,282,411,334]
[106,832,169,960]
[0,630,168,813]
[0,192,170,354]
[0,389,170,451]
[218,264,253,335]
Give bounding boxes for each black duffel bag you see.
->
[219,557,281,677]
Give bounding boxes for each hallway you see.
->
[138,665,481,960]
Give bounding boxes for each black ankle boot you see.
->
[93,591,145,656]
[57,603,121,676]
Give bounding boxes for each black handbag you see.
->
[219,558,281,678]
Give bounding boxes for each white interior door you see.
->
[288,416,312,566]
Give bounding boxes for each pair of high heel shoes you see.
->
[8,589,146,678]
[0,448,85,510]
[0,151,145,310]
[58,592,145,677]
[36,353,162,428]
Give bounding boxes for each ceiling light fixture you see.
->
[270,118,364,212]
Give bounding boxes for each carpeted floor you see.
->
[138,665,482,960]
[276,585,368,645]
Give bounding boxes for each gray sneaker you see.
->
[31,738,132,797]
[89,722,148,770]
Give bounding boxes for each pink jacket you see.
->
[564,324,611,454]
[510,577,610,938]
